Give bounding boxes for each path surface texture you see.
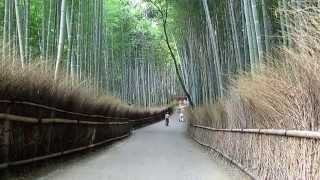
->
[6,113,239,180]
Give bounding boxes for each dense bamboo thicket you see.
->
[0,0,182,107]
[187,3,320,179]
[170,0,320,106]
[0,60,172,167]
[0,59,173,119]
[3,0,320,177]
[0,52,174,166]
[105,0,183,106]
[0,0,180,170]
[0,55,173,168]
[188,3,320,131]
[171,0,277,105]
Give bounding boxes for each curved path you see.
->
[4,113,237,180]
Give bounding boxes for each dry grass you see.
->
[0,57,173,165]
[189,49,320,130]
[189,4,320,131]
[188,3,320,179]
[186,100,227,128]
[191,127,320,179]
[0,59,172,120]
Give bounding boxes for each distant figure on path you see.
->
[184,99,189,107]
[178,106,184,122]
[179,111,184,122]
[165,113,170,126]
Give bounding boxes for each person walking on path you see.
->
[178,105,184,122]
[179,110,184,122]
[165,113,170,126]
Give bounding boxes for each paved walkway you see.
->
[4,114,235,180]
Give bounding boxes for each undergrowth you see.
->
[188,4,320,131]
[0,59,172,120]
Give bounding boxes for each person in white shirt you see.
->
[183,99,189,107]
[179,111,184,122]
[165,113,170,126]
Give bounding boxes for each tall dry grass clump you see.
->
[188,4,320,179]
[0,58,173,167]
[0,59,171,120]
[228,5,320,130]
[186,99,227,128]
[190,5,320,131]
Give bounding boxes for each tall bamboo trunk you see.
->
[14,0,25,68]
[54,0,67,80]
[243,0,255,69]
[201,0,223,98]
[45,0,52,71]
[250,0,263,63]
[24,0,29,64]
[261,0,270,54]
[228,0,242,71]
[2,0,8,60]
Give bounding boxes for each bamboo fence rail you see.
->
[192,124,320,139]
[0,100,166,121]
[0,133,129,169]
[0,100,169,169]
[190,124,320,179]
[191,135,257,180]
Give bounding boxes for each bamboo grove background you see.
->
[173,0,280,105]
[0,0,182,107]
[1,0,302,106]
[182,0,320,179]
[2,0,320,178]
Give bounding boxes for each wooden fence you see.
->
[0,100,169,169]
[190,124,320,179]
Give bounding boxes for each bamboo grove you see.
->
[2,0,319,106]
[167,0,318,105]
[169,0,275,105]
[183,1,320,178]
[0,0,181,107]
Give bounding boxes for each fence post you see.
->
[46,109,55,154]
[3,103,11,163]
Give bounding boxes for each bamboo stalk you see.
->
[0,133,129,169]
[3,105,11,164]
[13,101,166,121]
[0,163,8,169]
[2,0,8,60]
[0,100,167,125]
[0,113,37,123]
[42,118,129,125]
[0,114,130,125]
[192,135,257,180]
[14,0,25,68]
[41,118,78,124]
[192,124,320,139]
[0,100,127,120]
[54,0,67,79]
